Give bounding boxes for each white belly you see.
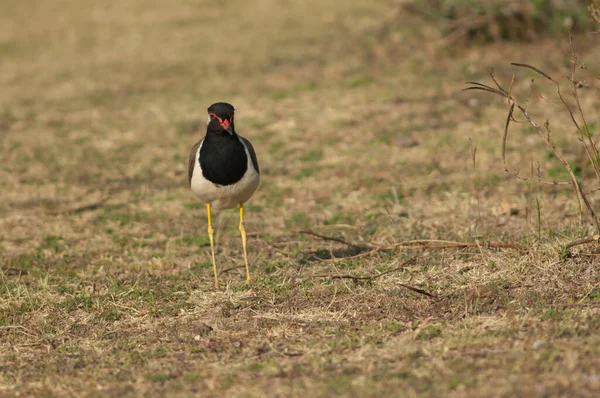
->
[190,139,260,210]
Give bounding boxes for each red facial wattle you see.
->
[209,113,231,131]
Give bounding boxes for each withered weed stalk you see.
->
[466,2,600,236]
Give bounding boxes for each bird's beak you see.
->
[220,119,233,135]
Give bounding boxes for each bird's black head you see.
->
[207,102,235,134]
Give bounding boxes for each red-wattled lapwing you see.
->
[188,102,260,289]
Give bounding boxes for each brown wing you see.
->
[240,136,259,174]
[188,139,202,187]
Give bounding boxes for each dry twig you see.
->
[465,60,600,231]
[565,235,600,249]
[300,230,525,263]
[590,0,600,30]
[310,257,435,298]
[219,265,246,276]
[297,230,371,250]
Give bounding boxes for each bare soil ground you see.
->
[2,1,600,397]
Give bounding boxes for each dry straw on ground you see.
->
[1,0,600,397]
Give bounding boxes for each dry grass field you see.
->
[2,0,600,396]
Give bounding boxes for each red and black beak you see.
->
[209,113,233,134]
[219,118,232,134]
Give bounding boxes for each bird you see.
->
[188,102,260,289]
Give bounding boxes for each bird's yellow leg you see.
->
[239,203,251,284]
[207,204,219,289]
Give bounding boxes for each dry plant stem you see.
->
[468,83,567,187]
[311,257,417,280]
[591,0,600,28]
[516,99,585,225]
[298,230,371,250]
[515,57,600,178]
[310,257,435,298]
[511,62,600,230]
[466,65,600,231]
[385,239,524,250]
[301,230,526,262]
[219,265,246,276]
[567,35,600,180]
[565,235,600,249]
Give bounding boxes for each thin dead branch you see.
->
[565,235,600,249]
[297,230,371,250]
[511,62,555,82]
[567,33,600,180]
[466,62,600,231]
[301,230,525,262]
[590,0,600,27]
[219,265,246,276]
[311,257,416,281]
[514,57,600,183]
[310,257,435,298]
